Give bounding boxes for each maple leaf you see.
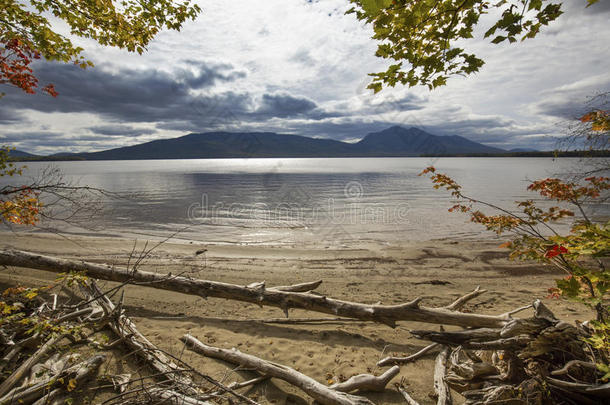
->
[544,245,568,258]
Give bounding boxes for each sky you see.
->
[1,0,609,155]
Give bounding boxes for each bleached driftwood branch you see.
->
[434,346,452,405]
[330,366,400,393]
[180,334,375,405]
[396,383,421,405]
[148,388,215,405]
[269,280,323,292]
[0,249,508,328]
[377,343,440,367]
[79,280,194,391]
[444,286,486,311]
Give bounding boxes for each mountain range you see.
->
[30,126,505,160]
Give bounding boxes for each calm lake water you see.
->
[6,158,609,246]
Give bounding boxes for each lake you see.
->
[6,157,609,246]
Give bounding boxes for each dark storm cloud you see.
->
[564,1,610,15]
[0,108,24,124]
[179,60,247,88]
[0,60,335,137]
[0,131,68,151]
[0,131,64,142]
[532,75,610,120]
[255,93,317,117]
[534,98,589,119]
[88,124,157,137]
[0,60,251,124]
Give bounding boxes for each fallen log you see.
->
[0,249,509,328]
[180,334,375,405]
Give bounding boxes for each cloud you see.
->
[0,61,249,122]
[88,124,157,137]
[0,108,25,124]
[0,0,608,154]
[532,73,610,119]
[255,93,317,117]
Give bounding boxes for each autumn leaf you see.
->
[544,245,568,258]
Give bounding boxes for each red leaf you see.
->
[544,245,568,258]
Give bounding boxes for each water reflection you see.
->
[3,158,607,246]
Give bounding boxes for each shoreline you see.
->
[0,232,590,404]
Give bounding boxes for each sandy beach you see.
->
[0,232,590,404]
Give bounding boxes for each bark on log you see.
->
[330,366,400,393]
[180,334,375,405]
[0,249,509,329]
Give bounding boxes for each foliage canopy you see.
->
[0,0,201,96]
[348,0,601,91]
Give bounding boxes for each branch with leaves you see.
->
[419,165,610,378]
[348,0,600,91]
[0,0,201,96]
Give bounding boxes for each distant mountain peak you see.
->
[34,127,505,160]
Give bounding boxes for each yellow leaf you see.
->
[67,378,77,392]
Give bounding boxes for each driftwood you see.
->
[198,376,269,401]
[148,388,214,405]
[79,280,195,391]
[407,300,609,404]
[433,346,452,405]
[0,354,105,405]
[377,343,440,367]
[269,280,323,292]
[377,287,485,367]
[330,366,400,393]
[0,334,66,398]
[545,378,610,399]
[254,317,363,324]
[396,382,421,405]
[0,249,509,328]
[181,334,375,405]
